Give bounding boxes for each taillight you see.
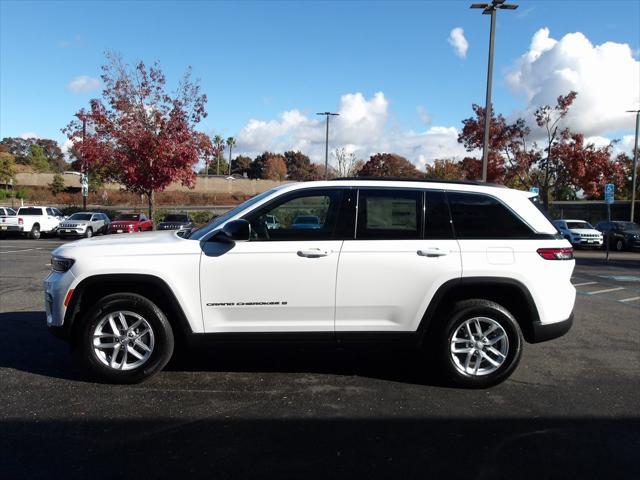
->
[537,247,574,260]
[18,217,23,225]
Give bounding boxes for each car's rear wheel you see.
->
[30,224,40,240]
[76,293,174,383]
[436,299,523,388]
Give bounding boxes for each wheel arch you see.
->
[64,273,193,346]
[418,277,541,344]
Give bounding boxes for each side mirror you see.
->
[213,219,251,243]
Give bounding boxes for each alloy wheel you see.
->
[450,316,509,377]
[92,311,155,371]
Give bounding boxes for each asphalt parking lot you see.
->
[0,237,638,479]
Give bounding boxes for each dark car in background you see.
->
[157,213,194,232]
[290,215,322,230]
[108,213,153,234]
[595,220,640,251]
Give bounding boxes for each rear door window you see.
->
[356,189,422,240]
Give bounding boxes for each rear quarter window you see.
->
[448,192,533,239]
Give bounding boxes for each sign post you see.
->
[605,183,614,261]
[81,173,88,210]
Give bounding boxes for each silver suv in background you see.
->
[58,212,110,238]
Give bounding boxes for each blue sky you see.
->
[1,0,639,164]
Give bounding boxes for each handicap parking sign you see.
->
[605,183,614,204]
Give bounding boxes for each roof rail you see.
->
[329,176,507,188]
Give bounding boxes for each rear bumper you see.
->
[530,312,573,343]
[0,225,22,232]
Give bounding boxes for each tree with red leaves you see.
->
[535,91,577,208]
[357,153,423,178]
[64,53,207,223]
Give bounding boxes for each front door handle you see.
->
[417,248,448,257]
[297,248,330,258]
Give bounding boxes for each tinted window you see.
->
[448,192,533,239]
[164,214,189,222]
[356,189,421,240]
[425,190,453,239]
[69,213,92,221]
[566,221,593,229]
[18,208,43,216]
[245,189,344,241]
[116,214,140,221]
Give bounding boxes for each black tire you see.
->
[30,224,40,240]
[615,239,624,251]
[435,299,523,388]
[84,227,93,238]
[76,293,174,383]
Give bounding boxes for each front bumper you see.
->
[44,270,76,328]
[530,312,573,343]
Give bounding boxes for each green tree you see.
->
[49,173,66,196]
[26,144,50,172]
[0,152,17,190]
[226,137,236,176]
[231,155,252,177]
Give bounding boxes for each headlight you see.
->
[51,256,75,272]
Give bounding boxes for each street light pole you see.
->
[627,109,640,222]
[471,0,518,182]
[316,112,339,179]
[75,111,89,211]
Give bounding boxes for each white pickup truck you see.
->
[8,206,66,239]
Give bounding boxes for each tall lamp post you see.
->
[316,112,339,179]
[471,0,518,182]
[627,109,640,222]
[75,110,90,210]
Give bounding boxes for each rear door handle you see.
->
[417,248,448,257]
[297,248,330,258]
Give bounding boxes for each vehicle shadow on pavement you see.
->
[0,311,85,381]
[0,310,442,386]
[0,416,638,480]
[168,344,443,387]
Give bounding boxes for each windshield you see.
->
[164,214,189,222]
[69,213,92,221]
[566,221,594,229]
[615,221,639,231]
[115,214,140,221]
[188,187,284,240]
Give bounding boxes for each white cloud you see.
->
[416,106,432,125]
[19,132,39,139]
[448,27,469,59]
[236,92,466,168]
[67,75,101,93]
[507,28,640,136]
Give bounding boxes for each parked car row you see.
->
[0,205,197,239]
[552,218,640,251]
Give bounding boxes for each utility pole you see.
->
[627,109,640,222]
[471,0,518,182]
[316,112,339,179]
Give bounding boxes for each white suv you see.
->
[44,180,575,388]
[552,219,603,248]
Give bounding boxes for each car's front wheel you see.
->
[436,299,523,388]
[76,293,174,383]
[84,227,93,238]
[615,239,624,251]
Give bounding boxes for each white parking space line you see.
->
[587,287,625,295]
[619,296,640,303]
[573,281,598,287]
[0,248,44,254]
